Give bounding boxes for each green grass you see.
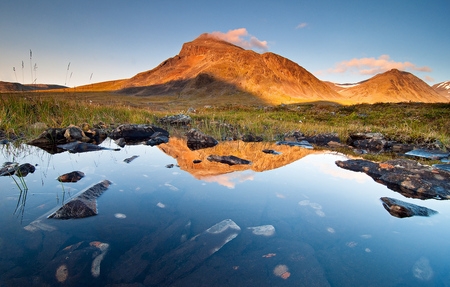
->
[1,92,449,150]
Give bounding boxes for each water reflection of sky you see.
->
[1,139,450,286]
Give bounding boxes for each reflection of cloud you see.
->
[201,171,255,189]
[317,55,432,77]
[210,28,269,52]
[302,155,369,184]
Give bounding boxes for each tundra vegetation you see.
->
[1,92,449,163]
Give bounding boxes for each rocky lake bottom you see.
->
[1,137,450,286]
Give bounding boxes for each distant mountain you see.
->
[338,69,449,103]
[432,81,450,99]
[84,33,343,104]
[0,81,67,92]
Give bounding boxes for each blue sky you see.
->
[1,0,449,87]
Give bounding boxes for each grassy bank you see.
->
[1,92,449,149]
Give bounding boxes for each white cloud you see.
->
[319,55,432,76]
[210,28,269,52]
[296,23,308,29]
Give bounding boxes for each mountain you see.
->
[432,81,450,99]
[0,81,67,92]
[84,33,343,105]
[338,69,449,103]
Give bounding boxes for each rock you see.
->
[348,132,384,141]
[276,140,314,149]
[262,149,282,155]
[247,225,276,236]
[193,160,202,164]
[0,139,9,144]
[28,128,67,146]
[145,132,169,146]
[336,159,450,200]
[207,155,252,166]
[158,113,192,125]
[57,141,112,153]
[115,138,126,148]
[347,132,387,152]
[109,124,169,141]
[380,197,438,218]
[284,130,304,142]
[186,129,218,151]
[83,128,107,144]
[64,125,89,142]
[241,134,263,142]
[123,155,139,164]
[48,180,111,219]
[404,148,450,160]
[0,162,35,177]
[303,133,340,147]
[327,141,349,149]
[388,143,416,153]
[165,164,175,168]
[57,171,85,183]
[143,219,241,286]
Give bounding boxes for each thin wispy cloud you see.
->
[424,75,435,82]
[210,28,269,52]
[296,23,308,29]
[319,55,432,77]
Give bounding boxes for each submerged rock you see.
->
[262,149,282,155]
[380,197,438,218]
[247,225,276,236]
[336,159,450,200]
[207,155,252,166]
[109,124,169,141]
[48,180,111,219]
[0,162,35,177]
[143,219,241,286]
[186,129,218,151]
[158,113,192,126]
[123,155,139,164]
[276,140,313,149]
[57,171,85,183]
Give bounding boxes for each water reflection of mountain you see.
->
[158,137,320,181]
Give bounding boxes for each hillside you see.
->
[0,81,67,92]
[432,81,450,100]
[84,33,343,105]
[338,69,449,103]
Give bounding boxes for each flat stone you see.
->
[404,149,450,160]
[380,197,438,218]
[336,159,450,200]
[48,180,111,219]
[276,140,313,149]
[207,155,252,165]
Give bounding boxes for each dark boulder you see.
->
[57,171,85,183]
[64,126,89,142]
[380,197,438,218]
[336,159,450,200]
[48,180,111,219]
[193,160,202,164]
[158,113,192,126]
[28,128,67,146]
[284,130,305,142]
[241,134,263,142]
[109,124,169,141]
[347,132,387,152]
[0,162,17,176]
[0,162,35,177]
[303,133,340,147]
[146,132,170,146]
[207,155,252,166]
[186,129,218,151]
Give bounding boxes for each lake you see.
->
[1,138,449,286]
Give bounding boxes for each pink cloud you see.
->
[296,23,308,29]
[424,75,435,82]
[210,28,269,52]
[322,55,432,76]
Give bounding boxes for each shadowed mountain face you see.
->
[338,69,449,103]
[0,81,67,92]
[158,137,319,187]
[86,34,343,104]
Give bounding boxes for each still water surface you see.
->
[1,138,449,286]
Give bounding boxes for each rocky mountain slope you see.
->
[432,81,450,99]
[337,69,448,103]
